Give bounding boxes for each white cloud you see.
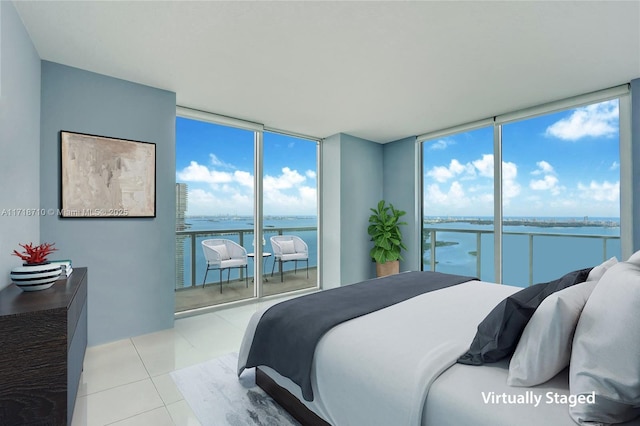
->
[529,161,562,195]
[578,180,620,202]
[472,154,519,181]
[610,161,620,171]
[264,185,317,214]
[425,180,496,216]
[264,167,306,190]
[426,181,468,207]
[428,139,455,151]
[530,175,560,192]
[426,159,474,183]
[470,154,520,200]
[426,154,520,207]
[503,161,521,201]
[545,100,618,141]
[179,164,317,216]
[532,161,555,175]
[233,170,254,188]
[209,153,235,169]
[472,154,494,178]
[188,188,216,204]
[177,161,233,184]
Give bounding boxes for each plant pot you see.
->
[376,260,399,278]
[10,263,62,291]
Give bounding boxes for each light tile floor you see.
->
[72,295,300,426]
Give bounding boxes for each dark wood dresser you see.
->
[0,267,88,426]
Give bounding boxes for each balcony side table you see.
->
[248,252,272,282]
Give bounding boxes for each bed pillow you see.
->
[279,240,296,254]
[457,267,592,366]
[507,279,597,387]
[569,261,640,425]
[586,256,617,282]
[627,249,640,264]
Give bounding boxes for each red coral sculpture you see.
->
[12,242,58,265]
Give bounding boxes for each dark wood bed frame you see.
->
[256,367,332,426]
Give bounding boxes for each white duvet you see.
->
[238,280,519,426]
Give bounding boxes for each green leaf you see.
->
[368,199,408,263]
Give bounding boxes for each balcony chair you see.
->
[201,239,248,293]
[270,235,309,282]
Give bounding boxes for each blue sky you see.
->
[423,99,620,218]
[176,118,318,216]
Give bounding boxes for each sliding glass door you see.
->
[262,131,318,296]
[175,118,256,311]
[174,113,320,313]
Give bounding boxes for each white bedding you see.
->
[239,278,640,425]
[239,280,523,425]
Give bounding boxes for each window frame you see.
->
[175,106,322,305]
[418,84,631,282]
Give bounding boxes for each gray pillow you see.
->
[458,268,592,365]
[569,260,640,425]
[507,280,597,387]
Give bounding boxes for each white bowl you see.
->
[10,264,62,291]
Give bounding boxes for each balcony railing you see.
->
[176,226,317,290]
[423,227,620,286]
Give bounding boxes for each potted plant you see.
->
[367,200,407,277]
[10,242,61,291]
[12,242,58,265]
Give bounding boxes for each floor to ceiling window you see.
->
[174,111,320,313]
[421,87,628,286]
[422,125,496,282]
[501,99,621,286]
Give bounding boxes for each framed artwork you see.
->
[60,131,156,218]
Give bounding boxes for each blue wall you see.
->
[383,136,420,272]
[320,134,342,288]
[340,134,383,284]
[40,62,176,345]
[321,133,383,287]
[0,2,42,290]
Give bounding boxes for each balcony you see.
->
[423,226,620,286]
[175,226,318,312]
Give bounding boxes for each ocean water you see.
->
[423,217,621,287]
[177,216,318,288]
[176,215,621,289]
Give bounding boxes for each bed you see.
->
[237,260,640,426]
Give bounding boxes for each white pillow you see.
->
[570,261,640,425]
[627,249,640,266]
[507,280,597,387]
[586,256,617,282]
[215,244,230,260]
[279,240,296,254]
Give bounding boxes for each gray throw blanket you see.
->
[244,271,476,401]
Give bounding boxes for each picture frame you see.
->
[60,131,156,218]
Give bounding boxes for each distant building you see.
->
[176,183,188,230]
[176,183,188,289]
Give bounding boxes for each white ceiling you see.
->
[14,1,640,143]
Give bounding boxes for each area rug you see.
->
[170,352,300,426]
